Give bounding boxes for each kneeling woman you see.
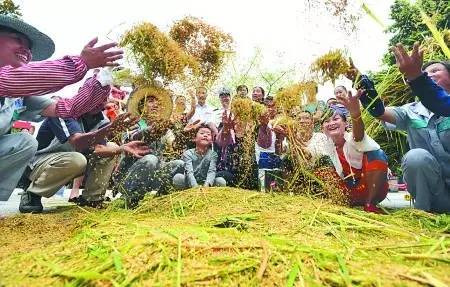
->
[320,89,389,213]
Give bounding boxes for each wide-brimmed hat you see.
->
[127,86,173,120]
[0,15,55,61]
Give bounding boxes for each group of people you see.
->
[1,15,449,215]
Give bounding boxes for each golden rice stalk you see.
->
[310,49,350,85]
[231,97,267,123]
[169,16,233,87]
[360,1,386,29]
[420,10,450,59]
[120,22,200,85]
[275,81,318,112]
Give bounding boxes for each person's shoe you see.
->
[363,203,384,214]
[19,191,43,213]
[76,196,104,209]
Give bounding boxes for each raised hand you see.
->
[222,112,235,132]
[336,89,362,118]
[345,57,360,82]
[122,141,151,158]
[259,112,270,126]
[183,119,202,132]
[272,125,287,140]
[392,42,424,81]
[80,37,124,69]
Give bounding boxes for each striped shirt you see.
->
[0,56,110,119]
[55,76,111,119]
[0,56,87,98]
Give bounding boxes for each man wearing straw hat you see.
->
[114,86,185,205]
[0,14,123,201]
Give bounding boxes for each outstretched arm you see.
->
[0,56,88,97]
[1,38,122,98]
[392,42,450,116]
[50,71,112,119]
[409,73,450,116]
[69,113,138,151]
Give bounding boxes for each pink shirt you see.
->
[0,56,110,119]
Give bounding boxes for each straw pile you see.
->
[1,188,448,286]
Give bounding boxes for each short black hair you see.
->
[334,85,347,92]
[326,97,337,103]
[236,84,248,93]
[300,110,313,116]
[196,123,212,134]
[253,86,265,96]
[423,61,450,74]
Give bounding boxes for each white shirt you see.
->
[314,132,380,178]
[189,104,215,124]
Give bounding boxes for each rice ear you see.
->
[420,10,450,58]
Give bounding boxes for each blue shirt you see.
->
[35,112,108,155]
[409,72,450,116]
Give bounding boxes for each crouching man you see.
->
[19,112,148,213]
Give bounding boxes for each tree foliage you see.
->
[384,0,450,64]
[0,0,21,18]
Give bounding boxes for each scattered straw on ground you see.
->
[0,188,449,286]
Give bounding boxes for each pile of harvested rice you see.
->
[0,188,449,286]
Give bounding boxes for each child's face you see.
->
[195,127,213,147]
[237,86,248,97]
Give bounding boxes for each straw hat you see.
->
[127,86,173,120]
[0,15,55,61]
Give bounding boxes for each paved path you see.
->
[0,188,72,217]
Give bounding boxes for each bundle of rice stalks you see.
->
[120,22,199,85]
[270,115,348,204]
[311,49,350,84]
[169,16,233,87]
[1,188,448,286]
[231,97,267,123]
[420,12,450,58]
[274,81,318,112]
